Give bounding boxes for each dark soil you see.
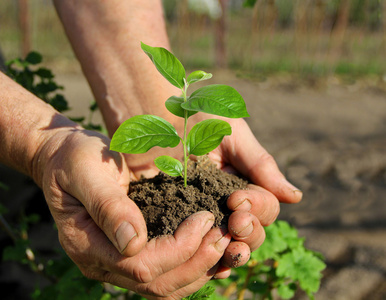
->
[129,156,248,239]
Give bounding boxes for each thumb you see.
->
[70,175,148,257]
[224,121,302,204]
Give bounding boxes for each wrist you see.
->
[0,72,80,182]
[30,117,82,188]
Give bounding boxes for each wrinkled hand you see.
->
[34,128,231,299]
[204,117,302,268]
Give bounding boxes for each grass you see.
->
[1,1,385,80]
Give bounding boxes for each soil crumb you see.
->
[129,156,248,239]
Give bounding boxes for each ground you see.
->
[1,69,385,299]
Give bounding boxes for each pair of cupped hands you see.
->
[35,115,301,299]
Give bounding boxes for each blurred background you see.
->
[0,0,385,299]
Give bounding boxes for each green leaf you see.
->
[5,58,23,67]
[187,70,212,85]
[50,94,69,112]
[2,239,30,264]
[165,96,197,118]
[251,222,288,262]
[248,279,270,295]
[141,42,186,89]
[277,282,297,299]
[251,220,304,262]
[69,116,85,123]
[35,81,61,95]
[89,101,98,112]
[51,265,104,300]
[276,220,305,250]
[100,293,112,300]
[84,123,103,132]
[35,67,54,79]
[182,84,249,118]
[110,115,180,154]
[25,51,42,65]
[276,248,326,295]
[183,284,215,300]
[187,119,231,156]
[243,0,257,8]
[154,156,183,177]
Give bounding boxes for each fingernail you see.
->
[201,217,215,237]
[235,199,252,211]
[283,179,303,201]
[116,222,137,253]
[214,232,231,253]
[293,189,303,201]
[234,222,253,238]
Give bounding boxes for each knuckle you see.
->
[78,267,103,282]
[269,200,280,224]
[177,241,197,262]
[100,271,117,285]
[251,225,266,251]
[132,260,155,284]
[259,152,276,166]
[136,284,174,298]
[90,195,117,230]
[261,196,280,226]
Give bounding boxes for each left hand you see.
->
[194,117,302,273]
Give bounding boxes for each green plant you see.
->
[202,221,326,300]
[6,51,103,131]
[110,42,249,187]
[6,51,69,112]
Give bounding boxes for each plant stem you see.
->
[182,81,189,187]
[183,111,188,187]
[238,264,255,300]
[223,282,238,298]
[0,214,17,242]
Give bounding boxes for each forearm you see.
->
[0,71,78,185]
[53,0,181,136]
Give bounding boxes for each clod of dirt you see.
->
[129,156,248,239]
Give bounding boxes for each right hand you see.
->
[33,126,231,299]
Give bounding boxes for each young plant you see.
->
[200,221,326,300]
[110,42,249,186]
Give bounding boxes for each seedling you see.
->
[110,42,249,186]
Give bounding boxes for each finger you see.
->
[227,184,280,226]
[221,241,252,268]
[56,204,215,285]
[107,227,231,298]
[165,263,227,300]
[124,211,215,284]
[227,211,265,251]
[222,120,302,204]
[73,174,148,257]
[136,227,231,296]
[213,265,232,279]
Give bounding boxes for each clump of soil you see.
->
[129,156,248,239]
